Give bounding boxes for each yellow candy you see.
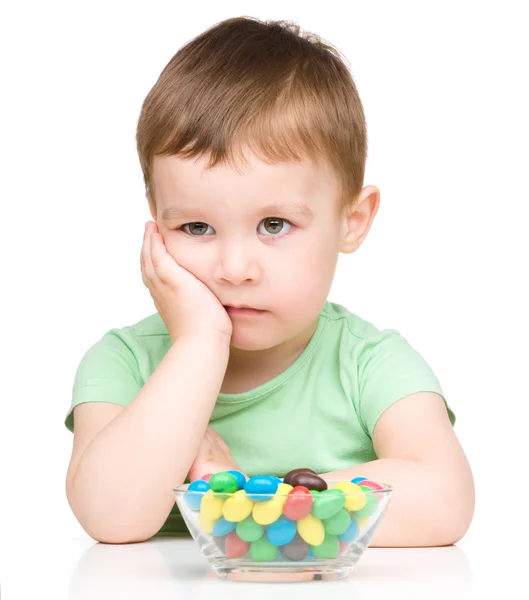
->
[223,489,253,522]
[275,483,293,506]
[356,517,370,530]
[200,489,225,521]
[252,497,283,525]
[332,481,367,511]
[297,513,325,546]
[198,511,216,534]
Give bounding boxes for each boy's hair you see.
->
[136,16,367,213]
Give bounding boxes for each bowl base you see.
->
[213,565,352,582]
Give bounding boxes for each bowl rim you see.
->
[173,479,393,494]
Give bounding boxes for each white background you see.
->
[1,0,527,593]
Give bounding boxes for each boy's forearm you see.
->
[320,458,475,548]
[69,334,230,544]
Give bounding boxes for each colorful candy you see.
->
[311,488,345,520]
[184,470,387,563]
[244,475,279,500]
[235,516,264,542]
[266,515,297,546]
[283,486,313,520]
[280,533,310,561]
[225,531,250,558]
[185,479,210,511]
[297,513,325,546]
[332,481,367,511]
[209,472,238,495]
[222,489,253,522]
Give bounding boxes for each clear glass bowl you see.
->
[173,479,393,582]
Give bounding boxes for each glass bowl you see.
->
[173,479,393,582]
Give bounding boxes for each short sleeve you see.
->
[356,329,456,438]
[64,329,144,433]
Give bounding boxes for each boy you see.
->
[64,16,474,547]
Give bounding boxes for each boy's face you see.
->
[149,150,376,352]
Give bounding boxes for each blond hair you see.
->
[136,16,367,212]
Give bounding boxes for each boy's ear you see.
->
[339,185,380,254]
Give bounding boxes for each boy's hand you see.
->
[141,221,233,344]
[188,427,245,482]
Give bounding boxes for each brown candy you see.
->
[290,471,328,492]
[283,468,317,487]
[280,533,310,561]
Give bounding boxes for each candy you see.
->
[351,476,368,484]
[200,489,225,520]
[323,508,351,536]
[185,470,386,563]
[250,537,279,561]
[266,515,297,546]
[201,473,214,482]
[283,486,313,520]
[290,471,328,491]
[280,533,310,561]
[358,480,385,502]
[297,513,325,546]
[311,532,340,559]
[225,470,247,490]
[283,468,317,486]
[225,531,250,558]
[222,489,253,522]
[275,482,293,505]
[352,488,379,518]
[332,481,367,511]
[339,517,360,542]
[311,488,345,520]
[236,516,265,542]
[253,496,283,525]
[185,479,210,511]
[209,472,238,495]
[244,475,279,500]
[212,517,237,537]
[198,511,215,534]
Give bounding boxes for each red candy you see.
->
[359,480,384,501]
[201,473,214,482]
[224,531,250,558]
[283,486,313,520]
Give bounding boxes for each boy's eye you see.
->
[181,218,293,237]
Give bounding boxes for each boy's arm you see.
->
[319,391,475,548]
[66,334,230,544]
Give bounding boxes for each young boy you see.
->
[64,16,474,547]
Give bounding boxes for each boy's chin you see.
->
[228,329,277,352]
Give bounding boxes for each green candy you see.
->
[209,472,238,497]
[351,489,378,518]
[323,508,351,535]
[311,533,340,559]
[312,488,345,520]
[250,536,278,561]
[236,516,264,542]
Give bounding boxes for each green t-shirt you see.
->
[65,300,455,537]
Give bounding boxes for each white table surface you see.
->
[0,532,519,599]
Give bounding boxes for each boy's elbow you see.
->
[437,469,475,546]
[83,519,158,544]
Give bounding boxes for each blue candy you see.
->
[266,516,297,546]
[244,475,279,501]
[226,470,247,490]
[212,517,237,537]
[185,479,210,511]
[339,518,360,543]
[351,477,368,484]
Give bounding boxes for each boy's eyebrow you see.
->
[161,202,314,223]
